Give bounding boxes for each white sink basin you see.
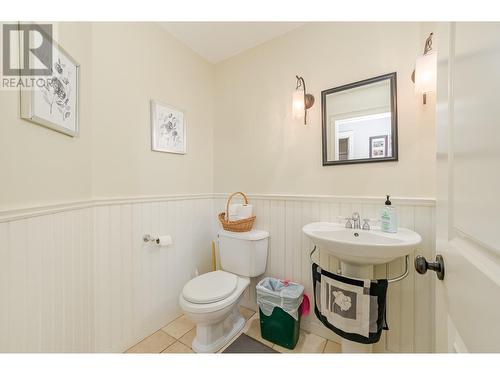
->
[303,222,422,265]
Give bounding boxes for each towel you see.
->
[311,262,388,344]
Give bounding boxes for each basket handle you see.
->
[225,192,250,220]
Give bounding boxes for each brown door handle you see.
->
[415,255,445,280]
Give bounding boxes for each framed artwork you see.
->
[369,135,388,158]
[20,37,80,137]
[150,100,186,154]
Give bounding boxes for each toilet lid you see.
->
[182,270,238,304]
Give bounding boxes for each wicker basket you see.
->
[218,192,256,232]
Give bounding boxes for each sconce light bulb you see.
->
[292,88,305,118]
[415,51,437,95]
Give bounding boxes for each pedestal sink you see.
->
[302,221,422,353]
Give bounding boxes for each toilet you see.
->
[179,229,269,353]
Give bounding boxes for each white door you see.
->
[431,22,500,352]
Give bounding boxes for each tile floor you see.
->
[125,306,341,354]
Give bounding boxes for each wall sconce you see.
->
[293,75,315,125]
[412,32,437,105]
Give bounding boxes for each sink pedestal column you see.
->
[339,261,374,353]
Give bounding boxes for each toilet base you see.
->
[191,305,246,353]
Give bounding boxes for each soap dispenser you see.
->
[380,195,398,233]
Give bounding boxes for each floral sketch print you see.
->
[158,111,182,150]
[41,58,72,122]
[151,101,186,154]
[332,290,352,311]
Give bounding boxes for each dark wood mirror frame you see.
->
[321,72,398,166]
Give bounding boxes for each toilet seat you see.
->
[179,274,249,314]
[182,270,238,304]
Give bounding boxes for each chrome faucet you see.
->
[362,218,371,230]
[342,213,371,230]
[352,212,361,230]
[344,217,353,229]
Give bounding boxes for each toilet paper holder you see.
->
[143,234,173,246]
[143,234,160,244]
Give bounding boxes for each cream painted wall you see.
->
[91,23,214,198]
[214,23,436,198]
[0,23,93,210]
[1,22,436,208]
[0,23,215,211]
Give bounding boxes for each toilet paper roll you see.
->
[156,235,173,246]
[237,204,253,219]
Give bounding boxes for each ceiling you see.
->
[159,22,304,64]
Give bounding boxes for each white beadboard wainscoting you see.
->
[0,195,213,353]
[1,193,435,353]
[213,194,436,353]
[92,197,213,352]
[0,207,95,353]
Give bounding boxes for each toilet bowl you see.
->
[179,229,269,353]
[179,271,250,353]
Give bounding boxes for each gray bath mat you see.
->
[222,334,278,353]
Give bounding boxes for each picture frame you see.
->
[150,100,187,154]
[20,31,80,137]
[369,135,388,158]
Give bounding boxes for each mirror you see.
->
[321,73,398,165]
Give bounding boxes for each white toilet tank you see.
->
[218,229,269,277]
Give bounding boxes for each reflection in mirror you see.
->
[322,73,398,165]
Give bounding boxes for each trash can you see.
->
[256,277,304,349]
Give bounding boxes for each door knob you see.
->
[414,255,445,280]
